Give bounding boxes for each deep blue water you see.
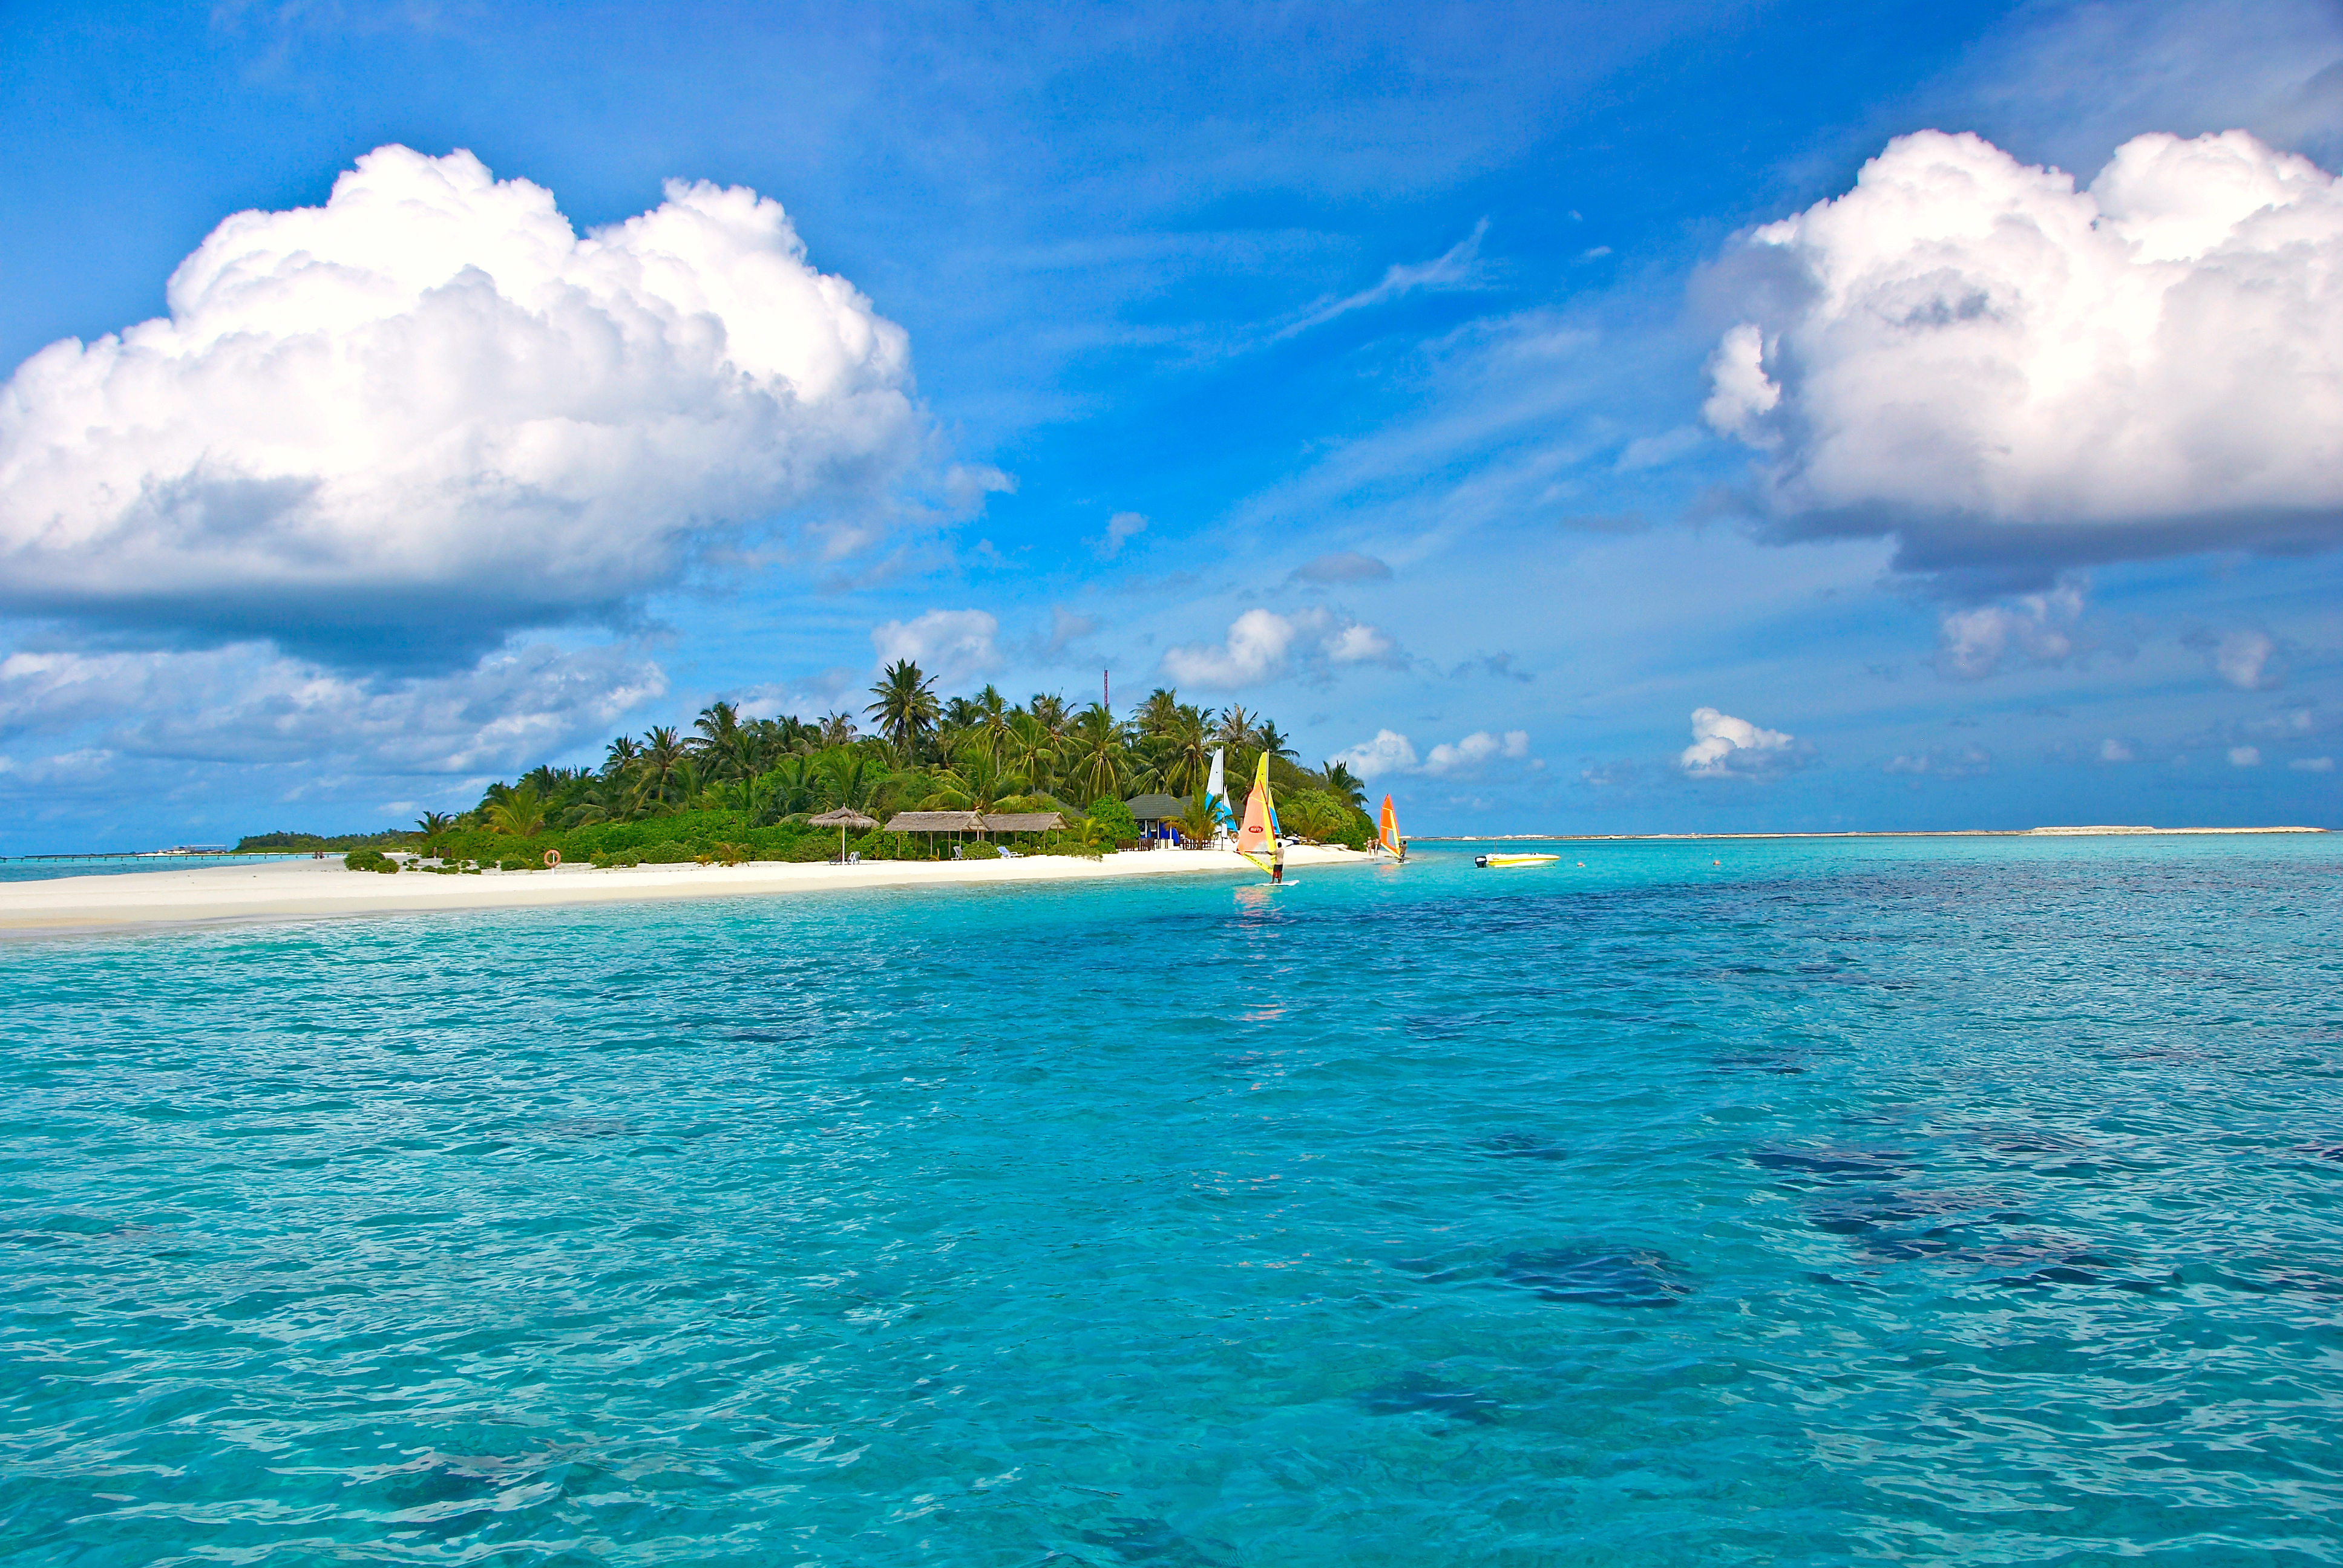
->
[4,835,2340,1566]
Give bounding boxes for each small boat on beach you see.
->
[1476,852,1560,869]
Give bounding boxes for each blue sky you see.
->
[3,0,2340,848]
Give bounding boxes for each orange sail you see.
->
[1234,753,1279,872]
[1378,794,1404,861]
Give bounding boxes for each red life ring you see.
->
[543,849,562,867]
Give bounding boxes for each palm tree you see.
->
[1064,702,1129,804]
[1153,705,1213,796]
[819,750,885,812]
[1322,760,1368,814]
[604,734,643,775]
[1028,692,1072,739]
[1257,720,1297,766]
[415,811,454,839]
[867,659,940,763]
[818,711,859,748]
[486,785,548,838]
[1135,687,1181,739]
[690,701,744,768]
[637,726,686,808]
[1173,794,1221,848]
[1002,711,1058,797]
[1215,704,1262,752]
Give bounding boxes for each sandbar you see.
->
[0,844,1376,936]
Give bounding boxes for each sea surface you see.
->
[0,855,306,883]
[3,835,2339,1566]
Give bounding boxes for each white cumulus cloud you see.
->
[1332,726,1531,781]
[1680,707,1807,777]
[2292,755,2335,771]
[2228,745,2263,766]
[870,609,1001,685]
[0,145,921,663]
[1936,585,2084,679]
[2207,629,2285,690]
[1161,607,1401,688]
[0,641,664,775]
[1706,128,2343,572]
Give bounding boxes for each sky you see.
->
[3,0,2341,848]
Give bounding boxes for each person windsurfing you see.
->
[1271,833,1285,884]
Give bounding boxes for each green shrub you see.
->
[641,840,695,864]
[342,848,399,874]
[1086,797,1138,843]
[960,841,1001,860]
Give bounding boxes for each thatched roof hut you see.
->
[882,811,987,834]
[982,812,1064,834]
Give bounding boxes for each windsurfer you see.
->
[1271,835,1285,883]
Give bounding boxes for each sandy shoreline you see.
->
[0,844,1377,936]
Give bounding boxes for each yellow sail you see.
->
[1378,794,1404,861]
[1234,752,1279,872]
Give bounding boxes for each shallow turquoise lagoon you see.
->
[4,835,2341,1565]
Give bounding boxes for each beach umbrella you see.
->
[807,808,879,861]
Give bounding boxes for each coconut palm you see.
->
[1257,720,1297,766]
[690,701,742,760]
[1135,687,1181,739]
[818,710,860,747]
[634,726,686,808]
[1322,760,1368,814]
[819,749,886,812]
[1001,711,1058,796]
[1173,793,1221,848]
[486,785,548,838]
[1028,692,1072,739]
[1215,704,1262,751]
[1064,702,1130,803]
[604,734,643,775]
[867,659,940,763]
[414,811,454,839]
[1152,705,1213,796]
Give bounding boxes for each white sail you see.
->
[1206,747,1236,837]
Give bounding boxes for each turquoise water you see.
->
[4,835,2340,1565]
[0,855,304,883]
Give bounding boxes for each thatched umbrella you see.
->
[808,808,880,862]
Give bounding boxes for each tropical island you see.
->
[237,662,1378,872]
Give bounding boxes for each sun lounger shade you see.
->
[807,809,880,829]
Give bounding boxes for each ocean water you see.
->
[3,835,2339,1566]
[0,855,307,883]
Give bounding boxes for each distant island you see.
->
[235,664,1378,872]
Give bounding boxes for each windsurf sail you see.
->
[1206,747,1237,837]
[1378,794,1405,861]
[1234,752,1279,873]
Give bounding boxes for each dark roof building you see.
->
[1123,794,1190,825]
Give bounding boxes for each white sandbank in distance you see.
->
[0,845,1375,936]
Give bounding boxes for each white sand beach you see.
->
[0,844,1377,935]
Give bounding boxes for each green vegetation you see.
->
[236,673,1378,866]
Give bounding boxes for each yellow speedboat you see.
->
[1475,852,1560,868]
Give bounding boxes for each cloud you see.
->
[1424,730,1530,776]
[1680,707,1807,777]
[870,609,1000,684]
[2190,628,2287,690]
[1883,743,1991,777]
[1160,606,1401,688]
[2099,737,2137,763]
[1705,128,2343,577]
[1332,726,1532,781]
[1329,729,1418,780]
[1288,551,1393,585]
[0,145,922,667]
[1614,425,1708,472]
[1935,584,2084,679]
[1093,511,1147,560]
[0,640,663,774]
[1277,220,1490,339]
[2229,745,2263,766]
[2292,755,2336,771]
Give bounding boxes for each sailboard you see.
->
[1205,746,1239,840]
[1233,752,1280,875]
[1377,794,1406,861]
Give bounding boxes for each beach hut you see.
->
[1123,793,1190,848]
[808,808,880,862]
[982,811,1064,854]
[882,809,987,858]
